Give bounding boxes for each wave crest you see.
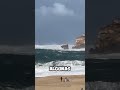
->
[35,60,85,77]
[35,45,85,51]
[35,60,85,67]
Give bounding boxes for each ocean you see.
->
[86,59,120,81]
[35,45,85,77]
[86,59,120,90]
[0,54,34,90]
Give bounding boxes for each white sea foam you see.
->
[35,60,85,77]
[35,45,85,51]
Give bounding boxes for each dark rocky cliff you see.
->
[90,17,120,53]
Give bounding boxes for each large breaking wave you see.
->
[35,60,85,77]
[35,45,85,77]
[35,45,85,51]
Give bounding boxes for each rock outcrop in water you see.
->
[61,44,69,49]
[72,34,85,49]
[90,17,120,53]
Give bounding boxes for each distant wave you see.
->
[0,45,34,55]
[87,53,120,59]
[35,45,85,51]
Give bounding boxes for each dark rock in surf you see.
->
[61,44,69,49]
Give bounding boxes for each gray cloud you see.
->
[36,3,75,16]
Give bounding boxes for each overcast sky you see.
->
[35,0,85,45]
[86,0,120,45]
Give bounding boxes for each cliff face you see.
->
[72,34,85,49]
[90,18,120,53]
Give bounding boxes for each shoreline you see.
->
[35,75,85,90]
[35,73,85,78]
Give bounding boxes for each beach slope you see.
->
[35,75,85,90]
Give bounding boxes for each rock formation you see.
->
[61,44,69,49]
[90,17,120,53]
[72,34,85,49]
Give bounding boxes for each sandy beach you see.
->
[35,75,85,90]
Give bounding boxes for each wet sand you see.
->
[35,75,85,90]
